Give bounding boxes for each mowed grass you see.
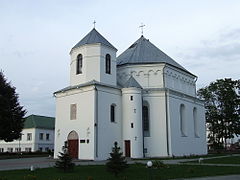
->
[134,153,227,161]
[0,164,240,180]
[200,155,240,164]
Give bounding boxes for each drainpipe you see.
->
[163,66,170,156]
[141,90,145,157]
[94,86,98,158]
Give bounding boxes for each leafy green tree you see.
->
[198,78,240,148]
[106,141,128,177]
[0,71,26,142]
[55,150,75,172]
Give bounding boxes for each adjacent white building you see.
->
[54,28,207,160]
[0,115,55,153]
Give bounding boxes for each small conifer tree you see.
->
[55,150,75,172]
[106,141,128,177]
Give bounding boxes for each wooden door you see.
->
[125,140,131,157]
[68,139,78,159]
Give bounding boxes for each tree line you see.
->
[198,78,240,149]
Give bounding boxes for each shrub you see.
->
[152,160,169,169]
[106,142,128,177]
[55,151,75,172]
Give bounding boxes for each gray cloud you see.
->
[179,28,240,66]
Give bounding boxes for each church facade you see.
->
[54,28,207,160]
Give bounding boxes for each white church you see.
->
[54,28,207,160]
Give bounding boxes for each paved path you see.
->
[0,157,56,171]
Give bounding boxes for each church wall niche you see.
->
[193,107,199,138]
[180,104,187,137]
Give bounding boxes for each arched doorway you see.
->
[67,131,79,159]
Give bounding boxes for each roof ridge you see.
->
[116,35,194,76]
[26,114,54,119]
[71,28,117,51]
[123,76,142,88]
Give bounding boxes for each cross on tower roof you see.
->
[93,20,96,28]
[139,23,146,35]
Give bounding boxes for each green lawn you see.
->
[0,164,240,180]
[134,153,227,161]
[200,155,240,164]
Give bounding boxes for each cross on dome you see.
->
[139,23,146,35]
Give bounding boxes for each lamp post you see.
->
[147,161,153,180]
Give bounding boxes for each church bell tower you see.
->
[69,28,117,86]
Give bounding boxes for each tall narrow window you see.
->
[76,54,82,74]
[110,104,115,122]
[143,105,150,137]
[70,104,77,120]
[193,107,199,137]
[105,54,111,74]
[180,104,187,136]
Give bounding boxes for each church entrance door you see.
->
[125,140,131,157]
[67,131,79,159]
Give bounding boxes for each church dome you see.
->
[71,28,117,51]
[117,35,190,74]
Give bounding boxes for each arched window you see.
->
[180,104,187,136]
[76,54,82,74]
[110,104,115,122]
[105,54,111,74]
[143,102,150,137]
[193,107,199,137]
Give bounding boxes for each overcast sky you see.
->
[1,0,240,117]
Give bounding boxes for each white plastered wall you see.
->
[0,128,38,152]
[54,86,95,160]
[96,86,122,160]
[168,92,207,156]
[34,128,55,151]
[122,88,143,158]
[117,64,164,88]
[142,90,169,157]
[70,44,117,86]
[164,65,196,97]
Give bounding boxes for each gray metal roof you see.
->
[72,28,117,51]
[54,80,121,94]
[117,35,191,74]
[123,76,142,88]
